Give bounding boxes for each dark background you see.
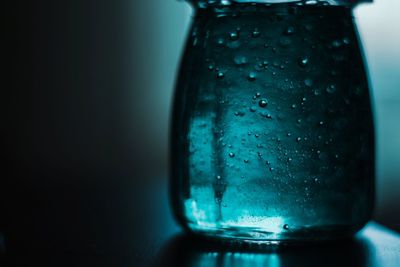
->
[1,0,399,261]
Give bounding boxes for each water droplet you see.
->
[305,0,318,4]
[234,55,248,65]
[217,72,225,79]
[255,133,260,138]
[250,106,257,112]
[265,113,272,119]
[319,121,325,126]
[266,160,271,165]
[326,84,336,94]
[247,72,256,81]
[314,89,321,96]
[291,104,296,109]
[234,111,245,117]
[283,224,289,230]
[252,28,260,38]
[244,159,249,163]
[269,167,274,171]
[331,39,342,48]
[258,99,268,108]
[216,37,225,46]
[296,137,302,142]
[343,37,350,45]
[252,92,261,100]
[229,152,235,158]
[304,78,313,87]
[284,26,295,35]
[229,30,239,40]
[314,178,319,183]
[298,57,309,67]
[192,37,198,46]
[287,132,292,137]
[208,64,214,70]
[216,175,221,180]
[287,158,292,163]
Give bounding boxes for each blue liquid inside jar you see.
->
[170,1,374,243]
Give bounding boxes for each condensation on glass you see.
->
[170,0,375,243]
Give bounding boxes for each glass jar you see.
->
[170,0,374,243]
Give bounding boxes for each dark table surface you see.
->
[1,181,399,267]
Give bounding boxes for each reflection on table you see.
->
[156,222,400,267]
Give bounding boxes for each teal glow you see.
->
[194,251,281,267]
[171,3,374,242]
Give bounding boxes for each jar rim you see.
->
[186,0,372,8]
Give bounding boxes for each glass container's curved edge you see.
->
[186,0,373,8]
[169,1,375,244]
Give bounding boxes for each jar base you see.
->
[185,221,366,245]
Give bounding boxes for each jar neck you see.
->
[188,0,371,9]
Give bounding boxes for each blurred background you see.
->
[1,0,399,259]
[354,0,400,231]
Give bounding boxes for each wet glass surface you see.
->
[171,3,374,241]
